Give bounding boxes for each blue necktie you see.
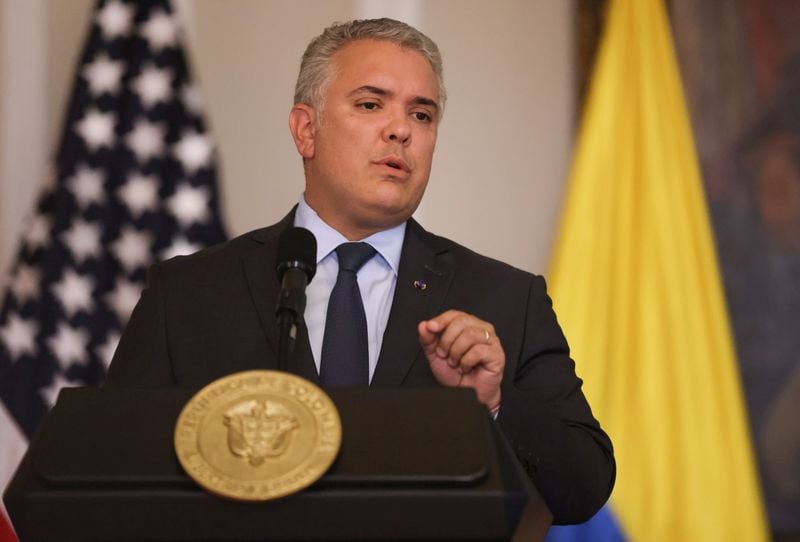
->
[319,242,376,386]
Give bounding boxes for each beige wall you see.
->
[423,1,573,272]
[0,0,574,276]
[0,0,93,278]
[187,0,353,244]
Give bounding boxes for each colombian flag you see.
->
[545,0,769,540]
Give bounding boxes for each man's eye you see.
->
[412,111,432,122]
[359,102,379,110]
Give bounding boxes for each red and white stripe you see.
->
[0,403,25,542]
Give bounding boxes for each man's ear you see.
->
[288,104,317,159]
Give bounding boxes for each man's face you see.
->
[295,39,440,240]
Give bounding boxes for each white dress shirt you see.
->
[293,195,405,383]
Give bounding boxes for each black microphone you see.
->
[274,227,316,372]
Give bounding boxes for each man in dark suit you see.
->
[106,18,614,524]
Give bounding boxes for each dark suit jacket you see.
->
[106,212,615,524]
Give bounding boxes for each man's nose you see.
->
[382,111,411,144]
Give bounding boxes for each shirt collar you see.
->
[293,194,405,276]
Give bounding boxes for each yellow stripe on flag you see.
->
[548,0,770,540]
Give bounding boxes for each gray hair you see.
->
[294,18,446,115]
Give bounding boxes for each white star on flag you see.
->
[181,85,204,116]
[173,130,213,174]
[82,53,124,96]
[25,214,51,250]
[161,236,201,260]
[75,108,116,151]
[118,173,159,217]
[167,183,210,226]
[51,269,95,317]
[61,218,102,263]
[140,10,178,51]
[0,314,38,360]
[106,278,143,323]
[67,164,106,208]
[111,227,152,272]
[95,0,134,40]
[10,264,41,302]
[132,65,173,108]
[40,374,80,408]
[47,323,90,370]
[96,331,121,369]
[125,119,165,163]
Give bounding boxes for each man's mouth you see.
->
[375,156,410,174]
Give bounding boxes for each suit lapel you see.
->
[372,220,455,387]
[242,210,319,383]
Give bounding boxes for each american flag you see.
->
[0,0,226,537]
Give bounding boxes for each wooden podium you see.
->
[5,387,552,541]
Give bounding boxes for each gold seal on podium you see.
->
[174,370,341,502]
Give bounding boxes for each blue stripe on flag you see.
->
[544,504,626,542]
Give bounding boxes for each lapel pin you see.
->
[413,279,428,291]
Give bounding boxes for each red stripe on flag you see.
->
[0,511,18,542]
[0,404,26,542]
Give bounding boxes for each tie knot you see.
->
[335,242,375,273]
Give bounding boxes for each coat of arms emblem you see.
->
[223,399,300,466]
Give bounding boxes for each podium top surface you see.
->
[33,387,491,488]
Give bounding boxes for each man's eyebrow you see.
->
[349,85,391,97]
[412,96,439,112]
[349,85,440,112]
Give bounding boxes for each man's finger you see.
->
[417,321,441,354]
[424,309,467,331]
[447,325,494,362]
[431,313,480,358]
[459,344,502,373]
[418,320,461,368]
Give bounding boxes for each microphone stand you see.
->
[276,317,295,373]
[275,266,309,373]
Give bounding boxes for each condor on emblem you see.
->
[224,398,299,465]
